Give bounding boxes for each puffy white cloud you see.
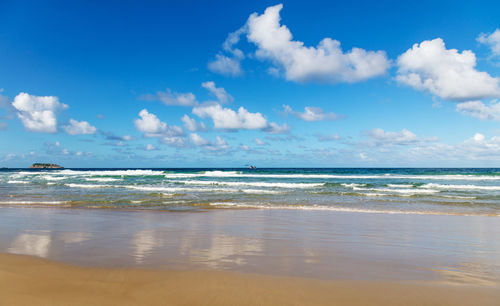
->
[192,103,267,130]
[207,54,243,77]
[134,109,167,135]
[282,104,338,121]
[63,119,97,135]
[243,4,389,83]
[456,100,500,120]
[477,29,500,57]
[201,81,233,103]
[366,128,419,146]
[192,103,289,134]
[396,38,500,101]
[189,133,229,151]
[181,114,205,132]
[139,89,198,106]
[134,109,185,147]
[12,92,68,133]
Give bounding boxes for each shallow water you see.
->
[1,168,500,215]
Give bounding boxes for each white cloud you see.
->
[366,128,419,146]
[262,122,290,134]
[189,133,229,151]
[192,103,267,130]
[63,119,97,135]
[201,81,233,103]
[12,92,68,133]
[134,109,185,147]
[396,38,500,101]
[243,4,390,83]
[456,100,500,120]
[134,109,167,135]
[208,54,243,77]
[254,138,267,145]
[139,89,198,106]
[145,144,157,151]
[282,104,338,121]
[316,133,342,141]
[477,29,500,57]
[181,114,206,132]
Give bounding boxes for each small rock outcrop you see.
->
[29,163,64,169]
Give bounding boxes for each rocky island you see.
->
[29,163,64,169]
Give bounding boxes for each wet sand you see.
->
[1,207,500,305]
[1,252,500,306]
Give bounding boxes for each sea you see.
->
[1,168,500,216]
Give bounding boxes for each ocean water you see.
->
[1,168,500,216]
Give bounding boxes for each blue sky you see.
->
[1,0,500,167]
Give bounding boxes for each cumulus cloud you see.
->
[282,104,339,121]
[243,4,389,83]
[201,81,233,103]
[396,38,500,101]
[207,54,243,77]
[181,114,206,132]
[139,89,198,106]
[134,109,185,147]
[365,128,419,146]
[477,29,500,57]
[192,103,268,130]
[193,103,289,134]
[134,109,167,135]
[11,92,68,133]
[62,119,97,135]
[456,100,500,120]
[189,133,229,151]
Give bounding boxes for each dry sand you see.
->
[1,253,499,306]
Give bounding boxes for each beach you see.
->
[1,168,500,304]
[1,205,500,305]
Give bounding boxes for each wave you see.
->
[84,177,122,182]
[206,203,499,217]
[162,171,500,181]
[176,180,323,189]
[423,183,500,191]
[7,180,29,184]
[0,201,66,205]
[65,183,114,189]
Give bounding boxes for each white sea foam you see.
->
[57,169,166,176]
[40,175,66,181]
[65,183,113,189]
[206,203,499,216]
[387,184,413,188]
[423,183,500,191]
[341,183,367,188]
[7,180,29,184]
[176,180,322,189]
[353,187,440,195]
[84,177,121,182]
[162,172,500,181]
[124,185,282,194]
[0,201,66,205]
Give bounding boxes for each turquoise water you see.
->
[1,168,500,216]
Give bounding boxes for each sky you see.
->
[1,0,500,167]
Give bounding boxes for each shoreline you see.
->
[1,252,500,306]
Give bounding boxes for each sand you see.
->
[1,253,499,306]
